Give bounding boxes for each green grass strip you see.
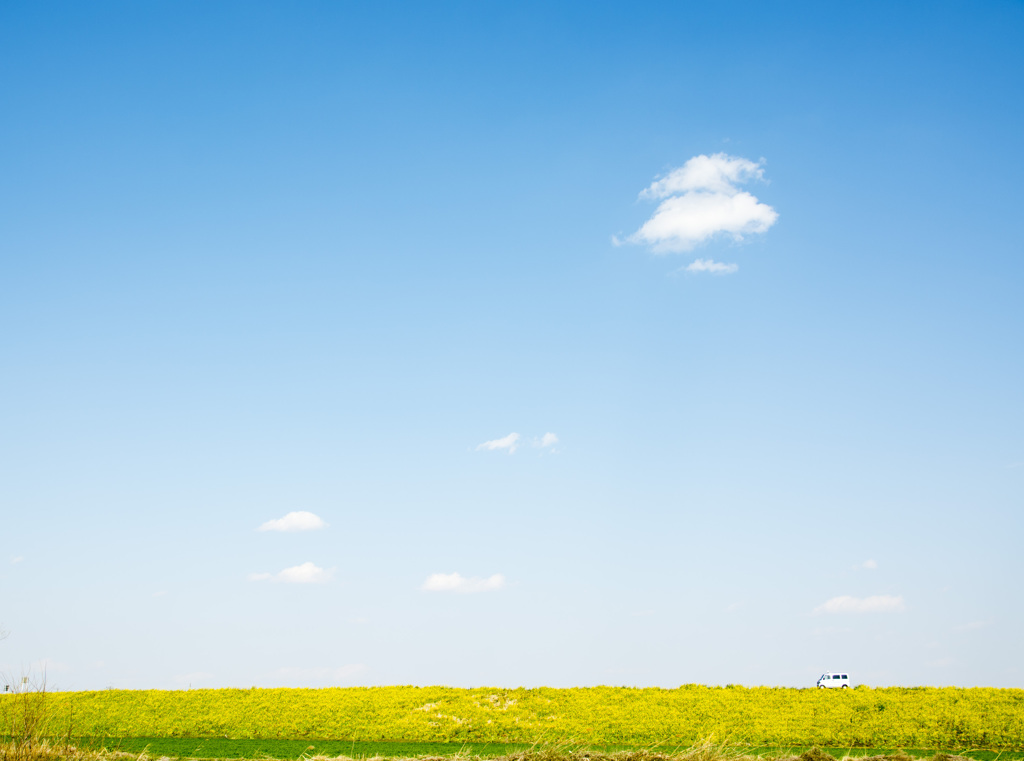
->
[64,739,1024,761]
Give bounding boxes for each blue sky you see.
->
[2,0,1022,691]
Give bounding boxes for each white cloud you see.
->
[258,511,327,532]
[421,572,506,593]
[861,559,878,570]
[685,258,738,275]
[640,154,767,199]
[476,432,520,454]
[630,153,778,253]
[10,556,23,565]
[815,594,905,614]
[278,562,332,583]
[248,562,333,584]
[537,432,559,448]
[955,620,990,631]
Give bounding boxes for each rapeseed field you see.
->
[2,686,1022,750]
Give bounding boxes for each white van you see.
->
[816,672,850,688]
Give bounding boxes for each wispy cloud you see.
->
[421,572,506,593]
[684,258,738,275]
[249,562,333,584]
[955,620,991,631]
[531,432,561,453]
[629,153,778,254]
[815,595,905,614]
[258,511,327,532]
[10,556,23,565]
[861,559,878,570]
[476,433,520,454]
[477,431,560,454]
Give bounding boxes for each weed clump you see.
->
[797,750,836,761]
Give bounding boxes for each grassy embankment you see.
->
[3,686,1023,760]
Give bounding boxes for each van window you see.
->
[841,675,848,679]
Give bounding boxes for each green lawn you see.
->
[66,739,1024,761]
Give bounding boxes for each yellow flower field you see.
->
[3,686,1022,749]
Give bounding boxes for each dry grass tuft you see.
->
[0,739,149,761]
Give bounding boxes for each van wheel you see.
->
[842,684,849,688]
[818,685,825,689]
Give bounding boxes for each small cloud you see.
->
[152,590,168,598]
[533,432,560,451]
[421,572,506,593]
[476,433,520,454]
[815,595,905,614]
[639,153,767,200]
[684,258,738,275]
[258,511,327,532]
[955,620,990,631]
[277,562,333,584]
[861,559,878,570]
[10,556,23,565]
[628,153,778,253]
[725,601,742,613]
[249,562,333,584]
